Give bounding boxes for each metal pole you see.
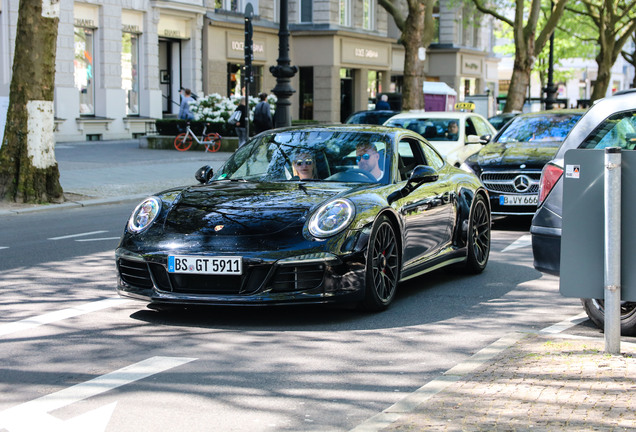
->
[269,0,297,128]
[544,1,557,110]
[604,147,621,354]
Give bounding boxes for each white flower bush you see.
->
[190,93,277,122]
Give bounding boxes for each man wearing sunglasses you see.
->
[356,143,383,180]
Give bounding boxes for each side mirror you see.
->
[466,134,483,145]
[480,134,492,144]
[388,165,438,204]
[195,165,214,184]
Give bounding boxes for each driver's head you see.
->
[292,151,315,179]
[356,143,381,176]
[448,121,458,133]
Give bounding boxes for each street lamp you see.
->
[269,0,297,128]
[544,2,557,110]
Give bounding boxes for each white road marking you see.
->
[501,234,532,253]
[0,357,197,432]
[0,246,8,250]
[0,298,133,337]
[48,231,108,240]
[76,237,121,242]
[540,312,589,334]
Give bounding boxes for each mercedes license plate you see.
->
[499,195,538,206]
[168,256,242,275]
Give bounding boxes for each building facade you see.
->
[0,0,498,141]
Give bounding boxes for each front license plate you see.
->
[168,255,242,275]
[499,194,538,206]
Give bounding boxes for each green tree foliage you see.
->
[565,0,636,101]
[471,0,568,112]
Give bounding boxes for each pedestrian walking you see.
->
[231,97,248,147]
[178,88,195,120]
[375,94,391,110]
[253,93,273,134]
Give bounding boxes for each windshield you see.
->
[385,118,460,142]
[212,130,392,184]
[496,113,582,143]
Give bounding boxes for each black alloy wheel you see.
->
[582,299,636,336]
[363,216,400,311]
[465,194,490,273]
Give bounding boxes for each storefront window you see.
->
[299,67,313,120]
[362,0,373,30]
[227,63,262,97]
[300,0,312,22]
[367,71,383,106]
[74,27,95,115]
[122,32,139,116]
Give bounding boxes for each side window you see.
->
[580,111,636,150]
[465,118,478,137]
[471,117,492,136]
[420,141,444,170]
[397,138,425,181]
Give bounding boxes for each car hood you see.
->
[473,140,561,168]
[161,181,352,236]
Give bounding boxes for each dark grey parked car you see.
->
[531,89,636,335]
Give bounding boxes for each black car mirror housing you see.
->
[388,165,438,204]
[195,165,214,183]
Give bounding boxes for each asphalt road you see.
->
[0,205,591,432]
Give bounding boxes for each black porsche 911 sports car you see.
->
[116,125,491,311]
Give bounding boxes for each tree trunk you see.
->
[401,3,426,110]
[505,57,532,112]
[0,0,63,203]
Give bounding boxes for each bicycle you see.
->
[174,122,222,152]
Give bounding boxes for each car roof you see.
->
[512,109,586,118]
[386,111,485,120]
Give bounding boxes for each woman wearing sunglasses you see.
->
[292,151,316,180]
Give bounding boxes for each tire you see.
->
[174,133,193,151]
[204,133,222,152]
[464,193,490,273]
[362,216,400,311]
[581,298,636,336]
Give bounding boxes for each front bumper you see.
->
[116,248,368,307]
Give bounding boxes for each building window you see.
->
[363,0,373,30]
[299,67,314,120]
[122,32,140,116]
[227,63,262,97]
[300,0,312,22]
[216,0,241,12]
[74,27,95,115]
[339,0,350,26]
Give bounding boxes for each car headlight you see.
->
[308,199,355,238]
[128,197,162,233]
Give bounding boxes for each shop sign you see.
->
[226,33,266,61]
[74,3,98,28]
[159,15,190,40]
[341,40,388,66]
[461,56,482,75]
[122,10,143,33]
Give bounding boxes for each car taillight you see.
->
[538,163,563,205]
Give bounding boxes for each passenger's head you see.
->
[292,151,315,180]
[448,120,458,134]
[356,143,382,178]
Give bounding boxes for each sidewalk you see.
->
[355,332,636,432]
[0,139,232,215]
